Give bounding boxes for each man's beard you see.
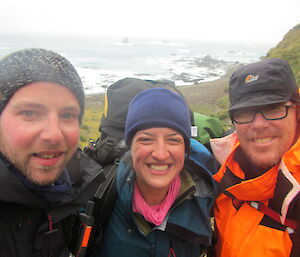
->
[0,129,72,186]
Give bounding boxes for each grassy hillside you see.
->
[266,23,300,85]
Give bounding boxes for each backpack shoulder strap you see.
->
[67,161,119,257]
[94,161,118,216]
[86,162,119,255]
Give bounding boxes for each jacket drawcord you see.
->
[47,214,53,231]
[168,241,176,257]
[168,247,176,257]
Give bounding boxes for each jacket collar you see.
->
[117,157,214,245]
[0,150,103,209]
[213,135,300,222]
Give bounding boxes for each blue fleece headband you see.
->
[125,88,191,148]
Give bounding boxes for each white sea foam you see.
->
[76,55,227,94]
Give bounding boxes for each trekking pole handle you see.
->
[76,200,95,257]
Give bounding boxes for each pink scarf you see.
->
[133,175,181,226]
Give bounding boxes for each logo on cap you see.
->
[245,74,259,83]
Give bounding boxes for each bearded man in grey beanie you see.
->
[0,48,103,257]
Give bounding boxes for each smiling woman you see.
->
[93,88,218,257]
[125,88,191,208]
[131,127,185,206]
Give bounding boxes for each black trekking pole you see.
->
[76,200,95,257]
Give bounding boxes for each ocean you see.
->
[0,34,272,95]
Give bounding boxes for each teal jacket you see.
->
[96,139,217,257]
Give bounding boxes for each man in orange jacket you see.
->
[210,58,300,257]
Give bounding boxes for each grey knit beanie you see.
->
[0,48,85,121]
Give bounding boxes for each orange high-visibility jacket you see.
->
[210,132,300,257]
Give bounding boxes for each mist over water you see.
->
[0,34,272,94]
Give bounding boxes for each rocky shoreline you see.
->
[86,62,242,116]
[177,62,242,113]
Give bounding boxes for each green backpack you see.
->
[191,112,224,149]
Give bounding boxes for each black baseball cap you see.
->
[229,58,298,111]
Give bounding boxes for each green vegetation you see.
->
[266,23,300,85]
[215,95,230,121]
[79,94,104,148]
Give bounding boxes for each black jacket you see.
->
[0,150,104,257]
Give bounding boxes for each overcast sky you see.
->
[0,0,299,44]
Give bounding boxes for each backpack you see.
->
[84,77,224,162]
[84,77,177,165]
[191,112,224,152]
[83,77,223,254]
